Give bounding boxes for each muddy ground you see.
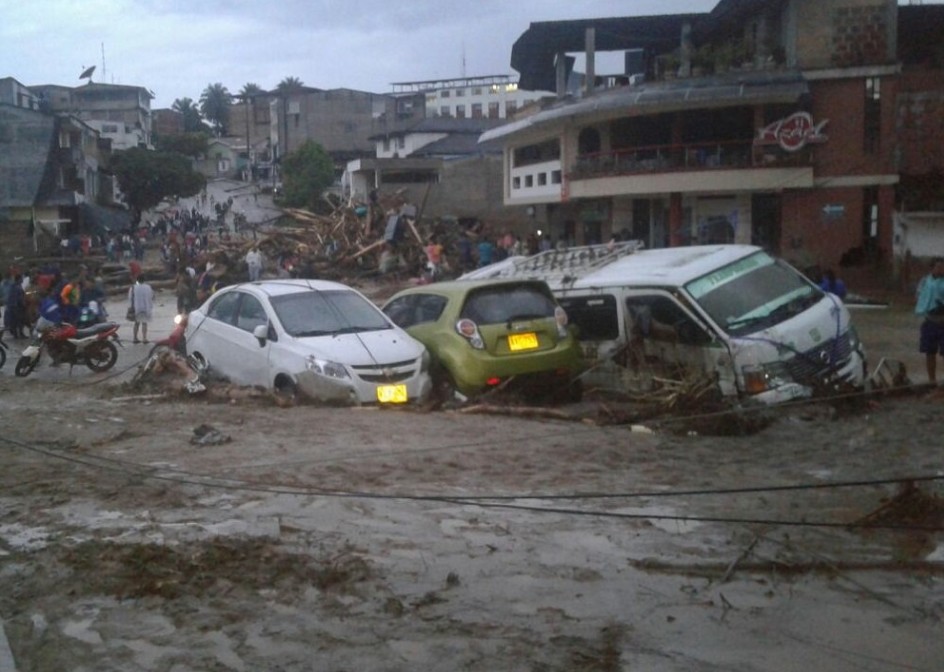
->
[1,290,943,671]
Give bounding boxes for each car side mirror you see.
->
[253,324,268,347]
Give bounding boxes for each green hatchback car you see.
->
[382,279,584,400]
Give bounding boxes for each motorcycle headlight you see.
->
[306,356,349,379]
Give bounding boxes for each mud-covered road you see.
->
[1,290,943,671]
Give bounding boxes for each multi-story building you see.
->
[483,0,943,283]
[0,77,116,255]
[31,82,153,151]
[345,117,507,222]
[391,75,553,120]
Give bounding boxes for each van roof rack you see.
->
[462,240,645,288]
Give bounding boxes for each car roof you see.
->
[228,279,359,298]
[386,279,552,301]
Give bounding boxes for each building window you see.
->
[440,106,451,117]
[551,170,562,184]
[525,175,534,187]
[383,138,390,152]
[471,103,483,118]
[506,100,517,116]
[488,102,500,119]
[397,136,405,149]
[538,173,547,186]
[456,105,466,119]
[472,87,482,96]
[863,187,879,251]
[441,90,451,98]
[455,88,465,97]
[513,176,521,189]
[864,77,881,154]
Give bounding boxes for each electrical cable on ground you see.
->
[1,433,941,533]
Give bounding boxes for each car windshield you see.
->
[460,284,557,325]
[684,251,822,337]
[270,289,391,337]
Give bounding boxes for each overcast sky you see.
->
[3,0,723,109]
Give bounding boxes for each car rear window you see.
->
[460,284,556,325]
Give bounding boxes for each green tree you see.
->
[154,132,210,159]
[109,148,206,223]
[276,76,305,93]
[199,83,233,136]
[172,97,204,133]
[280,140,335,210]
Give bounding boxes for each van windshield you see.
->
[684,251,822,337]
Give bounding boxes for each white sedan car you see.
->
[185,280,432,404]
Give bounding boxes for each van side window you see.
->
[557,295,619,340]
[626,296,712,346]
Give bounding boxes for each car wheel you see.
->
[274,376,298,403]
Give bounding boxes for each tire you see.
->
[85,340,119,372]
[274,376,298,404]
[15,355,38,377]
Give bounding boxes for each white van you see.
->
[462,243,866,404]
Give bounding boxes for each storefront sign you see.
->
[754,112,829,153]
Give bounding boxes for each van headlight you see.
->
[742,362,792,394]
[846,326,861,351]
[306,356,349,379]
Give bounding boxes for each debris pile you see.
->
[207,190,466,286]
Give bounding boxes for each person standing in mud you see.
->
[915,257,944,384]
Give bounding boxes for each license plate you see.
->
[508,332,539,351]
[376,384,408,404]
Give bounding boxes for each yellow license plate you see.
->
[377,384,408,404]
[508,332,539,351]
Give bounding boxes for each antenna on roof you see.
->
[101,42,106,80]
[461,41,467,78]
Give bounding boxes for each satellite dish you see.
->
[79,65,96,80]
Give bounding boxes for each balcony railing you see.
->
[570,140,812,180]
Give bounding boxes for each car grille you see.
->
[351,359,417,384]
[785,334,853,383]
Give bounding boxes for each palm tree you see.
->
[239,82,264,98]
[276,76,305,93]
[199,83,233,136]
[172,97,204,133]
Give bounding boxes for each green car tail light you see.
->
[554,306,569,339]
[455,318,485,350]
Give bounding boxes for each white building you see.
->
[390,75,553,120]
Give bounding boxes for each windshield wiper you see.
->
[726,302,796,332]
[294,329,333,337]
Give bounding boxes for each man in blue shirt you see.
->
[915,257,944,384]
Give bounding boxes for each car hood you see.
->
[296,329,424,365]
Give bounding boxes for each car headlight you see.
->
[306,356,350,379]
[420,349,431,373]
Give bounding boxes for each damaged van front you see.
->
[682,250,866,403]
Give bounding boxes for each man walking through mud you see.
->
[915,256,944,383]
